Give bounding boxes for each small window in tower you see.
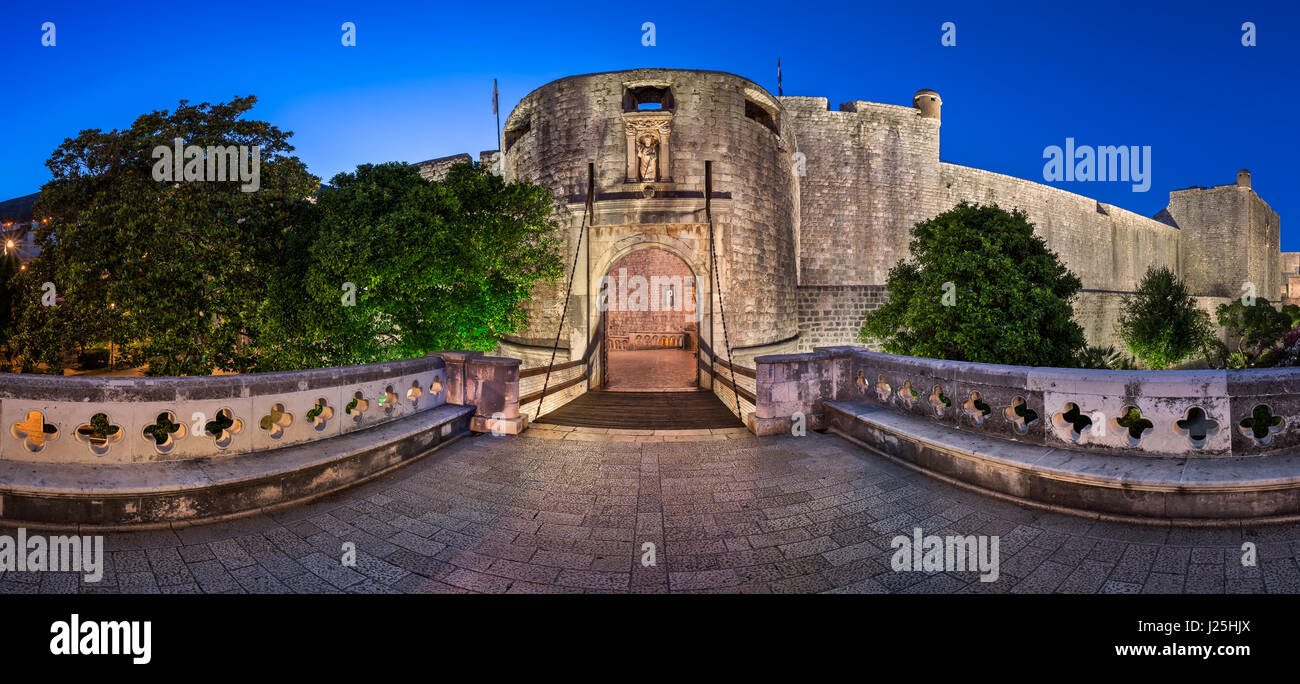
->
[504,119,530,152]
[745,99,778,135]
[624,86,674,113]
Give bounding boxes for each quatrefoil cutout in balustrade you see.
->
[11,411,58,452]
[927,386,950,417]
[259,403,294,439]
[1052,403,1093,442]
[1174,407,1219,450]
[378,385,400,416]
[204,408,243,449]
[74,412,122,456]
[346,391,369,422]
[306,398,334,432]
[873,375,892,402]
[899,381,919,409]
[429,377,444,396]
[962,391,992,425]
[406,380,424,406]
[1003,396,1038,435]
[1113,406,1154,447]
[143,411,187,454]
[1239,404,1284,447]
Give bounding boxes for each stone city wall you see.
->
[781,96,941,288]
[939,163,1182,293]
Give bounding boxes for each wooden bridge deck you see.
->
[535,390,744,430]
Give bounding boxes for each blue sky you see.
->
[2,1,1296,246]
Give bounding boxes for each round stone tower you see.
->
[912,89,942,120]
[499,69,801,369]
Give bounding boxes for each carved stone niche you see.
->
[624,113,672,184]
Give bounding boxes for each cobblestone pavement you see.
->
[4,429,1300,594]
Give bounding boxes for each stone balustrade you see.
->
[607,332,692,351]
[1,356,450,464]
[753,347,1298,459]
[0,352,528,526]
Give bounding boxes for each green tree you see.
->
[1282,303,1300,329]
[859,202,1086,367]
[1215,296,1293,366]
[1116,266,1214,369]
[11,96,319,375]
[0,250,19,366]
[258,161,563,368]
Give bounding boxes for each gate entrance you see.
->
[600,248,699,391]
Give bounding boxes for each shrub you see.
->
[860,202,1086,367]
[1116,266,1214,369]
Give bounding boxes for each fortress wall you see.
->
[1071,291,1127,350]
[939,163,1181,293]
[1068,292,1231,352]
[1283,253,1300,304]
[795,285,886,351]
[1282,252,1300,275]
[1167,185,1281,301]
[781,97,942,288]
[1248,194,1281,301]
[503,70,799,352]
[415,153,473,181]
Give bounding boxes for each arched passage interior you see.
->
[601,248,699,390]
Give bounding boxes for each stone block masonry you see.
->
[422,69,1281,356]
[795,285,886,351]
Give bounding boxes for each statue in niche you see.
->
[636,133,658,182]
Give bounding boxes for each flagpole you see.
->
[494,78,502,159]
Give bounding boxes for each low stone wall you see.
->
[753,348,1298,459]
[0,352,526,527]
[2,356,449,464]
[752,348,1300,520]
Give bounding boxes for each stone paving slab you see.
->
[3,431,1300,594]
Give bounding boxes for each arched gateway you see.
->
[600,247,700,390]
[482,69,804,429]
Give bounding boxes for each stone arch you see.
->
[592,235,709,391]
[586,230,712,352]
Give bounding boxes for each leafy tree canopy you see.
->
[1116,265,1214,369]
[1214,297,1295,367]
[0,250,19,363]
[257,161,563,369]
[859,202,1086,367]
[10,96,318,375]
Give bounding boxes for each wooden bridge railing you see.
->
[518,321,604,411]
[698,339,757,417]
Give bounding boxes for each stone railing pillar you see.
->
[749,351,831,435]
[433,350,482,406]
[433,352,528,435]
[814,346,866,401]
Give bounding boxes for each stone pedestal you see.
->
[433,352,528,435]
